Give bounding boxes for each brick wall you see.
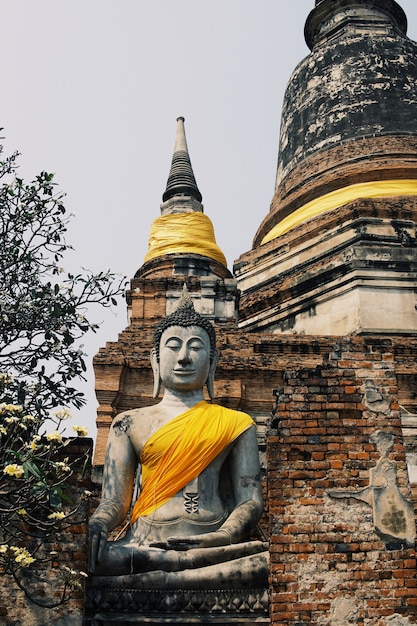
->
[0,438,93,626]
[92,305,417,625]
[268,339,417,625]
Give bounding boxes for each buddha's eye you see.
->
[165,340,181,351]
[188,340,206,351]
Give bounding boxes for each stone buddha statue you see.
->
[88,290,268,589]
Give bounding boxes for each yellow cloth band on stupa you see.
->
[131,401,254,522]
[144,212,227,267]
[261,179,417,245]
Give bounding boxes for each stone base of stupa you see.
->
[84,586,269,625]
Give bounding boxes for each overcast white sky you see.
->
[2,1,417,439]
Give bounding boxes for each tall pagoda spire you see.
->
[162,116,202,203]
[142,117,227,268]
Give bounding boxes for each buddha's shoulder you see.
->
[112,404,168,431]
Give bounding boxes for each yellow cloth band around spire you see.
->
[261,179,417,245]
[144,212,227,267]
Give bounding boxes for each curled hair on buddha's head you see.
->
[152,285,216,363]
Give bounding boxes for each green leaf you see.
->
[23,460,44,481]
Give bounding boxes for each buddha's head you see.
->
[151,287,218,398]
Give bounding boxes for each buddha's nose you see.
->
[178,346,191,364]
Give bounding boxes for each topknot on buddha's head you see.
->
[152,285,216,362]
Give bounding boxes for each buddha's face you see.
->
[159,325,211,392]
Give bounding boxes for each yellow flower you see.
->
[4,416,18,424]
[72,425,88,437]
[52,408,71,421]
[0,545,8,554]
[5,404,22,413]
[0,372,14,384]
[55,461,70,472]
[29,437,41,451]
[17,509,27,516]
[0,426,7,435]
[47,511,65,520]
[19,555,35,567]
[46,431,62,444]
[13,548,35,567]
[4,464,24,478]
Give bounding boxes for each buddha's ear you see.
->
[150,349,161,399]
[206,350,219,399]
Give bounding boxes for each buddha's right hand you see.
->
[151,529,231,551]
[88,519,109,573]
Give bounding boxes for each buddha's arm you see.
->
[88,417,137,570]
[215,424,263,543]
[219,426,263,543]
[164,424,263,549]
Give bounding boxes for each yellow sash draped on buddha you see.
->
[131,401,254,523]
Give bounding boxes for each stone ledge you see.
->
[85,587,269,624]
[87,615,269,625]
